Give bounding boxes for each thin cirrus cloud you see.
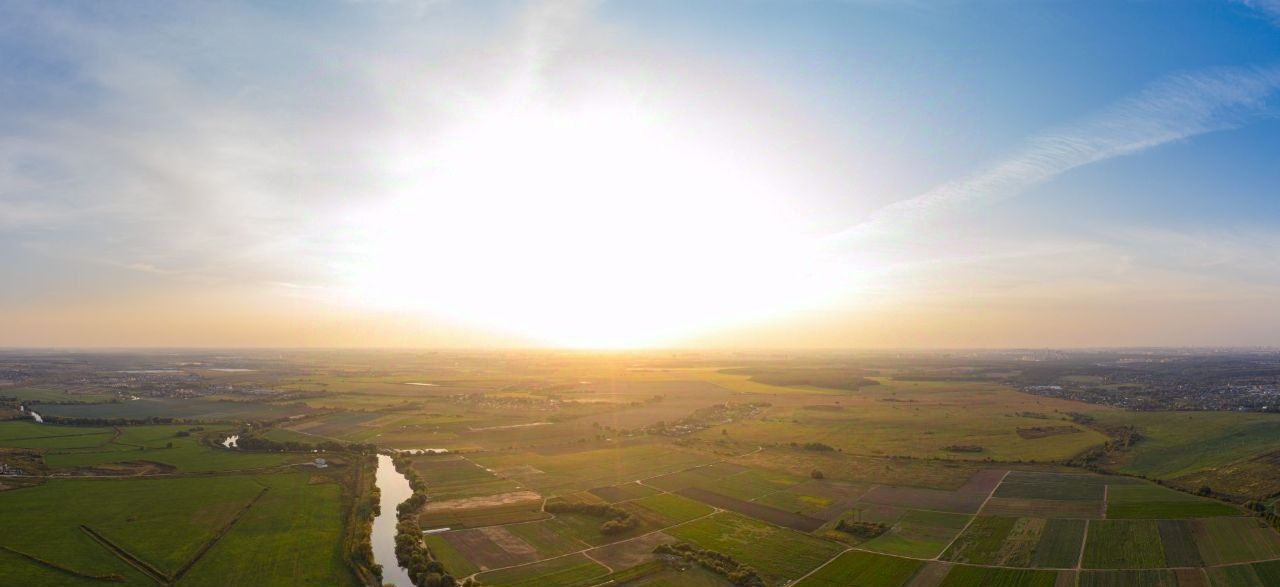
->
[828,65,1280,245]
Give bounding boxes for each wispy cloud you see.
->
[829,65,1280,242]
[1234,0,1280,25]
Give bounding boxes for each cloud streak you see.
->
[829,65,1280,242]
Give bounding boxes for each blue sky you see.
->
[1,0,1279,347]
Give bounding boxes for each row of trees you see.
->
[344,456,382,585]
[544,501,639,535]
[390,455,471,587]
[653,542,763,587]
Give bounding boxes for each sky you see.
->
[2,0,1279,349]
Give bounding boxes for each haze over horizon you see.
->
[4,0,1280,349]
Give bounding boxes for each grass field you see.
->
[667,512,843,584]
[0,471,353,586]
[794,550,923,587]
[178,473,356,586]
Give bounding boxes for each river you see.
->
[372,454,415,587]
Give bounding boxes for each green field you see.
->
[0,472,354,586]
[1083,520,1167,569]
[1105,484,1240,519]
[668,512,844,584]
[861,509,972,558]
[1032,518,1087,568]
[938,565,1058,586]
[795,550,923,587]
[474,553,609,587]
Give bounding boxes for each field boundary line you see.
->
[0,545,125,583]
[168,486,270,582]
[932,470,1009,561]
[80,525,169,585]
[1075,519,1089,570]
[581,549,612,572]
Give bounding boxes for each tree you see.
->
[810,469,824,479]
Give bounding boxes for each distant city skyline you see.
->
[2,0,1279,348]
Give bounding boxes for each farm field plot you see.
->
[677,486,825,531]
[506,520,590,556]
[0,473,340,587]
[178,473,355,586]
[630,492,715,525]
[861,509,972,558]
[1082,520,1167,569]
[1204,564,1268,587]
[438,526,543,570]
[994,472,1115,501]
[754,478,870,519]
[980,497,1103,519]
[586,531,677,571]
[1076,570,1184,586]
[1031,519,1087,568]
[1105,484,1240,519]
[693,468,808,501]
[794,550,924,587]
[1192,517,1280,565]
[861,468,1006,514]
[729,447,984,490]
[410,454,525,501]
[418,495,549,529]
[937,565,1058,586]
[474,552,610,587]
[422,534,481,577]
[588,481,660,503]
[0,476,263,576]
[667,512,843,585]
[471,443,719,495]
[943,515,1087,568]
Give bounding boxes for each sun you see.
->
[333,92,842,348]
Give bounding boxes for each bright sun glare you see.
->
[336,92,842,348]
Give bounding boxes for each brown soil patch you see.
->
[424,490,543,512]
[589,531,677,569]
[677,487,825,532]
[442,527,539,570]
[71,460,176,476]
